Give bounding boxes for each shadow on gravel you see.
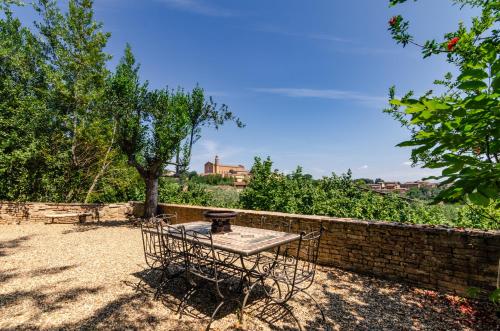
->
[61,220,135,234]
[127,268,308,330]
[0,235,34,257]
[304,268,500,331]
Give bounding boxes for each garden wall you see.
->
[0,201,131,224]
[140,202,500,297]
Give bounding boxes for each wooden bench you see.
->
[44,212,93,224]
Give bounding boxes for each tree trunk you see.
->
[143,174,159,218]
[84,122,117,203]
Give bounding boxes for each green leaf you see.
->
[457,69,488,81]
[422,99,450,111]
[478,183,499,199]
[458,80,487,90]
[396,140,422,147]
[442,162,464,176]
[492,75,500,93]
[468,191,490,206]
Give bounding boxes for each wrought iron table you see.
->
[172,221,300,256]
[165,221,301,325]
[143,218,325,330]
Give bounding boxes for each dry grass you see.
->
[0,223,497,330]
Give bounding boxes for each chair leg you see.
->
[297,288,327,325]
[154,267,167,300]
[258,299,303,331]
[206,300,226,331]
[239,280,259,323]
[177,284,200,317]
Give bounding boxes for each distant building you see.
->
[204,155,249,189]
[383,182,400,190]
[400,181,438,189]
[368,180,437,195]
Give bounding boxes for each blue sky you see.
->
[15,0,477,181]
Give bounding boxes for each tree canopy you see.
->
[384,0,499,215]
[107,45,242,217]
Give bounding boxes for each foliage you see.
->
[107,45,241,217]
[0,0,240,210]
[356,178,375,184]
[405,186,442,200]
[206,186,240,208]
[240,157,497,230]
[0,6,57,201]
[157,178,240,209]
[384,0,499,215]
[189,174,234,185]
[34,0,117,202]
[0,0,134,203]
[158,179,212,206]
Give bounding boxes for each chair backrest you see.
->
[265,223,323,302]
[140,218,162,269]
[293,226,323,290]
[157,220,186,264]
[183,229,218,281]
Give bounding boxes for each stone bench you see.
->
[44,212,93,224]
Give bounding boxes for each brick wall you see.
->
[0,201,131,224]
[141,202,500,296]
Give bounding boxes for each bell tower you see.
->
[214,155,219,174]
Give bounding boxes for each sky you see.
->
[14,0,478,181]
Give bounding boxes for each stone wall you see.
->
[143,202,500,297]
[0,201,131,224]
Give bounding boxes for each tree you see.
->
[175,84,243,176]
[107,45,242,217]
[385,0,499,211]
[0,3,57,201]
[357,178,375,184]
[238,157,493,228]
[34,0,115,202]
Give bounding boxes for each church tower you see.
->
[214,155,219,174]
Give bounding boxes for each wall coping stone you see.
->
[145,202,500,236]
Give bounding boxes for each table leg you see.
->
[238,246,282,324]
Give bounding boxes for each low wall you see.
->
[142,202,500,297]
[0,201,131,224]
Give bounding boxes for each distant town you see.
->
[202,156,438,194]
[364,180,437,195]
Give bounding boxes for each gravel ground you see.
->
[1,223,498,331]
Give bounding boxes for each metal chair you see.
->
[257,225,326,330]
[181,229,243,331]
[140,218,163,270]
[155,220,188,298]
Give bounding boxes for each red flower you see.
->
[389,16,398,26]
[447,37,460,51]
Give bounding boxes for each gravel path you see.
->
[1,223,498,330]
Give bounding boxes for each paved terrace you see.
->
[1,223,498,330]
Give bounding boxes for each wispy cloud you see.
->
[250,24,412,57]
[252,24,352,44]
[251,87,387,107]
[156,0,236,17]
[358,165,369,170]
[402,161,413,166]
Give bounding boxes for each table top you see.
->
[169,221,300,256]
